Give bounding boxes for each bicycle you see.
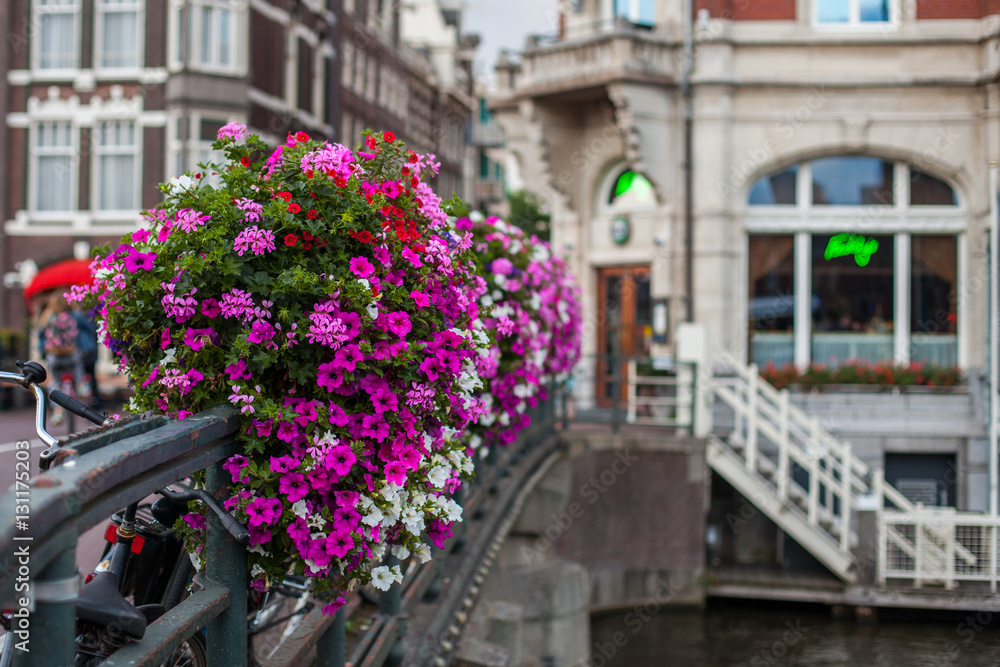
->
[0,361,249,666]
[0,361,317,666]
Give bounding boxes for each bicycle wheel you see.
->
[157,633,206,667]
[247,577,313,666]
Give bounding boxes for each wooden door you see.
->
[596,266,651,407]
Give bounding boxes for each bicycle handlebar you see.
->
[159,486,251,545]
[0,364,58,448]
[50,390,108,427]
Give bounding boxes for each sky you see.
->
[462,0,559,89]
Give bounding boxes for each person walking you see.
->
[38,291,85,423]
[71,308,100,407]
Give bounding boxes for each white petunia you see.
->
[292,500,309,518]
[370,566,394,591]
[169,174,194,194]
[414,543,432,563]
[427,465,450,489]
[392,544,410,560]
[366,302,379,319]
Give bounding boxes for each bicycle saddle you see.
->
[75,572,148,639]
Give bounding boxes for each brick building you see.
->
[0,0,477,339]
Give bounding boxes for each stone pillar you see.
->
[480,458,591,666]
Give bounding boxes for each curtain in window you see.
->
[37,156,73,210]
[101,11,138,68]
[98,155,135,210]
[40,13,76,68]
[748,236,795,284]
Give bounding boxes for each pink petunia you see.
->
[184,327,216,351]
[384,460,407,486]
[349,256,375,279]
[385,311,411,338]
[409,290,430,308]
[325,444,357,477]
[279,472,309,503]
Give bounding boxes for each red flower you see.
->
[401,166,410,176]
[303,231,315,241]
[383,131,396,143]
[288,203,302,214]
[366,135,377,150]
[277,191,292,201]
[295,131,311,143]
[372,285,380,297]
[195,172,202,179]
[301,241,313,250]
[241,156,251,167]
[284,234,298,246]
[408,152,418,164]
[307,209,319,219]
[305,169,314,179]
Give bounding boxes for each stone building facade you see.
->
[492,0,1000,410]
[1,0,476,335]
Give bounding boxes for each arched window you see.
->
[608,170,654,208]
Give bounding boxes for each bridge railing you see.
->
[0,395,560,667]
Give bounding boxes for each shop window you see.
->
[748,235,795,367]
[911,235,958,366]
[608,170,654,207]
[812,234,894,365]
[812,157,893,206]
[910,170,957,206]
[748,167,798,206]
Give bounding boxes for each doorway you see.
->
[596,266,651,407]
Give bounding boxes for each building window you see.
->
[746,158,963,369]
[615,0,654,26]
[608,170,654,207]
[911,235,958,365]
[812,234,894,365]
[749,235,796,368]
[94,120,139,211]
[168,114,230,186]
[35,0,79,70]
[96,0,142,69]
[33,121,75,211]
[749,166,798,206]
[815,0,891,25]
[910,170,957,206]
[197,1,235,70]
[811,157,893,206]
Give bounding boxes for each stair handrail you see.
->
[713,353,918,514]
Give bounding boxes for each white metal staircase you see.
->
[625,351,997,587]
[702,355,990,586]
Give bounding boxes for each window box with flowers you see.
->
[761,361,964,393]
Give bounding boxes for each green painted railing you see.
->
[0,394,560,666]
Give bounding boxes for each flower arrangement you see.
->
[761,360,963,390]
[72,126,502,612]
[457,214,581,453]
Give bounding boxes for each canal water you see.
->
[589,600,1000,666]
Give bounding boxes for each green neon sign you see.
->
[824,233,879,267]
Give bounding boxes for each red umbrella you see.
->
[23,258,95,311]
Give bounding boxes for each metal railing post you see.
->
[206,460,248,665]
[379,556,405,667]
[315,606,346,667]
[22,533,77,667]
[611,352,621,433]
[626,359,637,424]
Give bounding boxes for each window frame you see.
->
[166,111,242,185]
[29,120,78,217]
[94,0,144,74]
[32,0,81,73]
[91,119,142,215]
[812,0,899,30]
